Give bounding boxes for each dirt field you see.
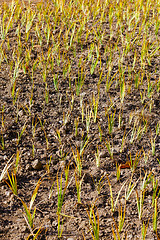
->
[0,0,160,239]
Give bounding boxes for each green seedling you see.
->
[150,137,156,156]
[92,174,106,195]
[44,82,49,104]
[75,66,86,96]
[142,148,150,164]
[25,10,36,41]
[97,62,105,80]
[53,74,59,91]
[107,175,126,213]
[134,72,141,89]
[56,168,69,237]
[141,219,149,240]
[88,43,95,61]
[26,227,43,240]
[86,105,92,134]
[74,117,79,137]
[105,97,114,116]
[86,204,99,240]
[129,150,142,172]
[55,129,61,145]
[149,99,153,113]
[17,123,27,145]
[19,177,42,230]
[32,141,35,159]
[0,133,4,150]
[35,23,42,46]
[147,80,154,99]
[140,171,152,192]
[112,222,120,240]
[140,89,146,105]
[15,149,20,174]
[0,1,16,40]
[112,215,126,240]
[125,176,139,201]
[135,171,152,221]
[118,200,126,233]
[72,148,82,178]
[55,129,64,158]
[0,45,4,69]
[106,69,118,93]
[90,55,99,75]
[107,109,116,135]
[118,109,123,129]
[69,92,74,111]
[156,122,160,136]
[75,172,84,203]
[80,93,84,123]
[44,22,51,45]
[80,134,90,156]
[1,105,5,128]
[92,91,99,123]
[49,178,56,200]
[105,138,113,160]
[5,169,18,196]
[152,176,160,207]
[70,23,76,46]
[153,197,158,233]
[120,79,125,104]
[31,117,38,139]
[63,110,71,126]
[136,189,145,220]
[156,77,160,93]
[116,163,121,181]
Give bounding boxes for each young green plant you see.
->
[118,200,126,233]
[74,171,84,204]
[18,177,42,231]
[56,167,69,237]
[107,175,126,213]
[153,197,158,233]
[86,204,99,240]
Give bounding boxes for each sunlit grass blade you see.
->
[0,155,14,182]
[86,204,99,240]
[30,177,42,210]
[5,169,18,195]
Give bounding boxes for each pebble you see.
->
[100,151,108,158]
[5,190,12,197]
[32,159,43,170]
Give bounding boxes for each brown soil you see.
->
[0,1,160,240]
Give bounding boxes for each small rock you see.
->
[100,151,109,158]
[18,110,23,117]
[5,190,12,197]
[32,159,43,170]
